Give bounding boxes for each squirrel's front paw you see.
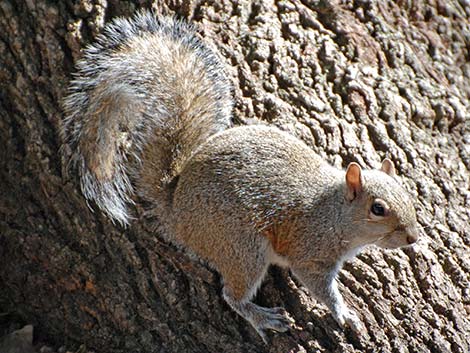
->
[336,308,365,333]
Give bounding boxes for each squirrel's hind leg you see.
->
[219,251,294,342]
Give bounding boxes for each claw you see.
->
[251,306,295,343]
[256,328,269,344]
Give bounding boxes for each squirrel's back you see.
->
[169,125,335,236]
[62,12,233,224]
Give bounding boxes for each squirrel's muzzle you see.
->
[406,226,419,245]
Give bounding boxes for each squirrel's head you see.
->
[343,159,419,249]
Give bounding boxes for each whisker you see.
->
[352,219,377,224]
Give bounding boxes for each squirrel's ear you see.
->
[345,162,363,201]
[380,158,396,177]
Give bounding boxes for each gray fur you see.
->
[62,11,419,342]
[62,11,232,224]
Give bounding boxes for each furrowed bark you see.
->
[0,1,469,352]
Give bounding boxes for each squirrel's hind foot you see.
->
[249,306,295,343]
[223,291,294,343]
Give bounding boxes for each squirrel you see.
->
[61,11,419,342]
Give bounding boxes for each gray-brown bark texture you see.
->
[0,1,469,352]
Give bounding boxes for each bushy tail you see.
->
[61,11,233,225]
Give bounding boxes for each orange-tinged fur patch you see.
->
[262,223,291,256]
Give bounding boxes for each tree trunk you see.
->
[1,1,469,352]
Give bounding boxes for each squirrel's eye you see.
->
[371,202,386,217]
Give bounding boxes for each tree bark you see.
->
[1,1,469,352]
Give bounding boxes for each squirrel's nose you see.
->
[406,227,419,244]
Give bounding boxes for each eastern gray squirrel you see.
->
[61,11,419,342]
